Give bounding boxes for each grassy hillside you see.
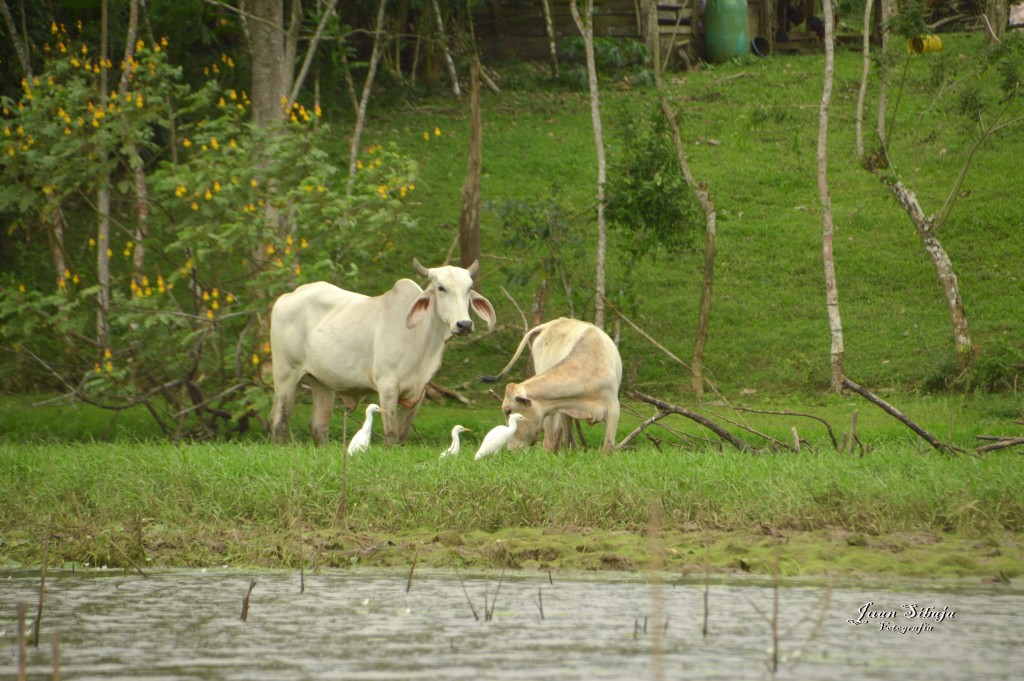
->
[344,32,1023,401]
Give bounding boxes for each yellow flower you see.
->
[229,138,237,148]
[136,93,143,108]
[204,189,213,200]
[423,131,429,141]
[211,300,219,310]
[94,363,102,374]
[105,361,114,373]
[434,127,441,137]
[250,179,257,187]
[104,348,112,359]
[202,290,210,301]
[226,293,235,303]
[293,264,302,275]
[252,354,260,366]
[19,284,26,293]
[191,202,199,211]
[206,309,214,320]
[183,138,192,148]
[229,89,238,100]
[213,181,221,192]
[314,104,322,117]
[175,184,187,197]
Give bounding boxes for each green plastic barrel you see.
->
[705,0,750,63]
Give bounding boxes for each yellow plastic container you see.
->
[908,35,943,54]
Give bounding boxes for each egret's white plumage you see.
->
[440,425,470,459]
[474,414,528,460]
[347,404,383,455]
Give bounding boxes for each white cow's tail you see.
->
[476,320,555,383]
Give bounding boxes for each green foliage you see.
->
[0,23,418,438]
[488,189,589,318]
[606,106,702,259]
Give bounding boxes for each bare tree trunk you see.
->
[117,0,149,285]
[459,55,482,279]
[0,0,32,78]
[288,0,340,104]
[431,0,461,97]
[348,0,388,180]
[570,0,608,330]
[876,0,897,146]
[250,0,286,127]
[855,0,875,163]
[97,0,111,349]
[886,180,972,362]
[283,0,302,98]
[652,43,718,400]
[817,0,845,393]
[985,0,1007,42]
[540,0,559,79]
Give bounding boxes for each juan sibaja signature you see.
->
[848,602,956,634]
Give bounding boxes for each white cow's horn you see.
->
[412,258,430,278]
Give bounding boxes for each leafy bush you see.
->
[0,24,417,438]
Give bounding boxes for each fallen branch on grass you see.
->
[630,391,753,452]
[841,376,962,455]
[974,436,1024,454]
[733,406,839,449]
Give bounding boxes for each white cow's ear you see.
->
[470,291,496,330]
[514,394,532,408]
[406,290,435,328]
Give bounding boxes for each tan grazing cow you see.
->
[269,259,496,445]
[479,317,622,452]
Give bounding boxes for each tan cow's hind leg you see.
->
[602,399,621,452]
[308,377,335,445]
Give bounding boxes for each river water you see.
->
[2,568,1022,680]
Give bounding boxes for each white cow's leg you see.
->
[269,366,303,444]
[377,384,401,445]
[393,400,422,444]
[308,377,335,445]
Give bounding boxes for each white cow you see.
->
[479,318,622,452]
[269,259,496,445]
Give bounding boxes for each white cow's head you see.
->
[406,259,496,337]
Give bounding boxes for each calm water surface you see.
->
[2,568,1022,680]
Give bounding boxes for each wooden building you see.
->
[471,0,788,63]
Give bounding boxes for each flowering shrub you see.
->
[0,24,418,438]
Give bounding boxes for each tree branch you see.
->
[630,391,753,452]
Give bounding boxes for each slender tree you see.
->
[817,0,845,392]
[540,0,559,79]
[348,0,388,180]
[570,0,608,330]
[97,0,112,349]
[459,55,482,278]
[647,1,718,399]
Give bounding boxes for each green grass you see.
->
[2,398,1023,578]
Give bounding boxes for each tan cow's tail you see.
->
[476,320,554,383]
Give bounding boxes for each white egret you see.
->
[440,425,470,459]
[347,404,384,456]
[474,414,528,460]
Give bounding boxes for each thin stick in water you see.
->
[17,603,27,681]
[33,532,50,648]
[241,578,256,622]
[406,546,419,593]
[537,588,545,621]
[51,632,61,681]
[455,568,480,621]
